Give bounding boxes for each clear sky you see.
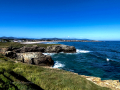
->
[0,0,120,40]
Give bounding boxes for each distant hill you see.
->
[0,37,35,40]
[0,37,91,41]
[39,38,63,40]
[39,38,91,41]
[61,38,91,41]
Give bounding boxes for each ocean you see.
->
[43,41,120,80]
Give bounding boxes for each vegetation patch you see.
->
[0,54,111,90]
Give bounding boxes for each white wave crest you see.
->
[64,49,91,54]
[106,58,109,61]
[76,49,90,53]
[43,49,90,55]
[52,61,65,68]
[43,53,56,56]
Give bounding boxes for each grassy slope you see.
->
[0,54,111,90]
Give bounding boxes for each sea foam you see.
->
[43,53,56,56]
[76,49,91,53]
[43,49,91,56]
[63,49,91,55]
[106,58,110,61]
[52,61,65,68]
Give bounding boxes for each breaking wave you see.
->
[43,53,56,56]
[76,49,91,53]
[106,58,110,61]
[52,61,65,68]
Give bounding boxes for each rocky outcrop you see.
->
[0,44,76,66]
[0,48,9,54]
[0,45,76,54]
[60,45,76,53]
[5,51,17,59]
[13,46,45,53]
[81,75,120,90]
[16,52,54,66]
[45,45,76,53]
[45,45,62,53]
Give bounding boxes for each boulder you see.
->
[45,45,62,53]
[16,52,54,66]
[60,45,76,53]
[5,51,17,58]
[45,45,76,53]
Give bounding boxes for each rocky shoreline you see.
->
[0,44,76,66]
[42,66,120,90]
[81,75,120,90]
[0,43,120,90]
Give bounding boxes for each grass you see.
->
[0,54,111,90]
[0,42,60,48]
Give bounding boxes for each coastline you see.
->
[42,66,120,90]
[20,40,102,44]
[19,41,120,90]
[20,41,61,44]
[1,41,119,90]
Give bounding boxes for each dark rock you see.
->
[7,46,19,51]
[45,45,76,53]
[13,46,45,53]
[45,45,62,53]
[5,51,17,58]
[16,52,54,66]
[61,45,76,53]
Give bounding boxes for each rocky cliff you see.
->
[16,52,54,66]
[0,44,76,66]
[45,45,76,53]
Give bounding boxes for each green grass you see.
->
[0,42,60,48]
[0,54,111,90]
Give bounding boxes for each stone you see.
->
[45,45,62,53]
[5,51,17,58]
[14,46,45,53]
[60,45,76,53]
[0,48,9,54]
[81,75,120,90]
[45,45,76,53]
[16,52,54,66]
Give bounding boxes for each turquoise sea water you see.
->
[44,41,120,80]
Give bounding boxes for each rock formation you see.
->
[60,45,76,53]
[0,44,76,66]
[16,52,54,66]
[13,46,45,53]
[0,45,76,54]
[81,75,120,90]
[45,45,76,53]
[0,48,9,54]
[5,51,17,59]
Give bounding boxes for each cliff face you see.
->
[13,46,45,53]
[45,45,76,53]
[16,52,54,66]
[0,44,76,66]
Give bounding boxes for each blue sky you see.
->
[0,0,120,40]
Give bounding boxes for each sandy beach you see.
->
[20,41,62,44]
